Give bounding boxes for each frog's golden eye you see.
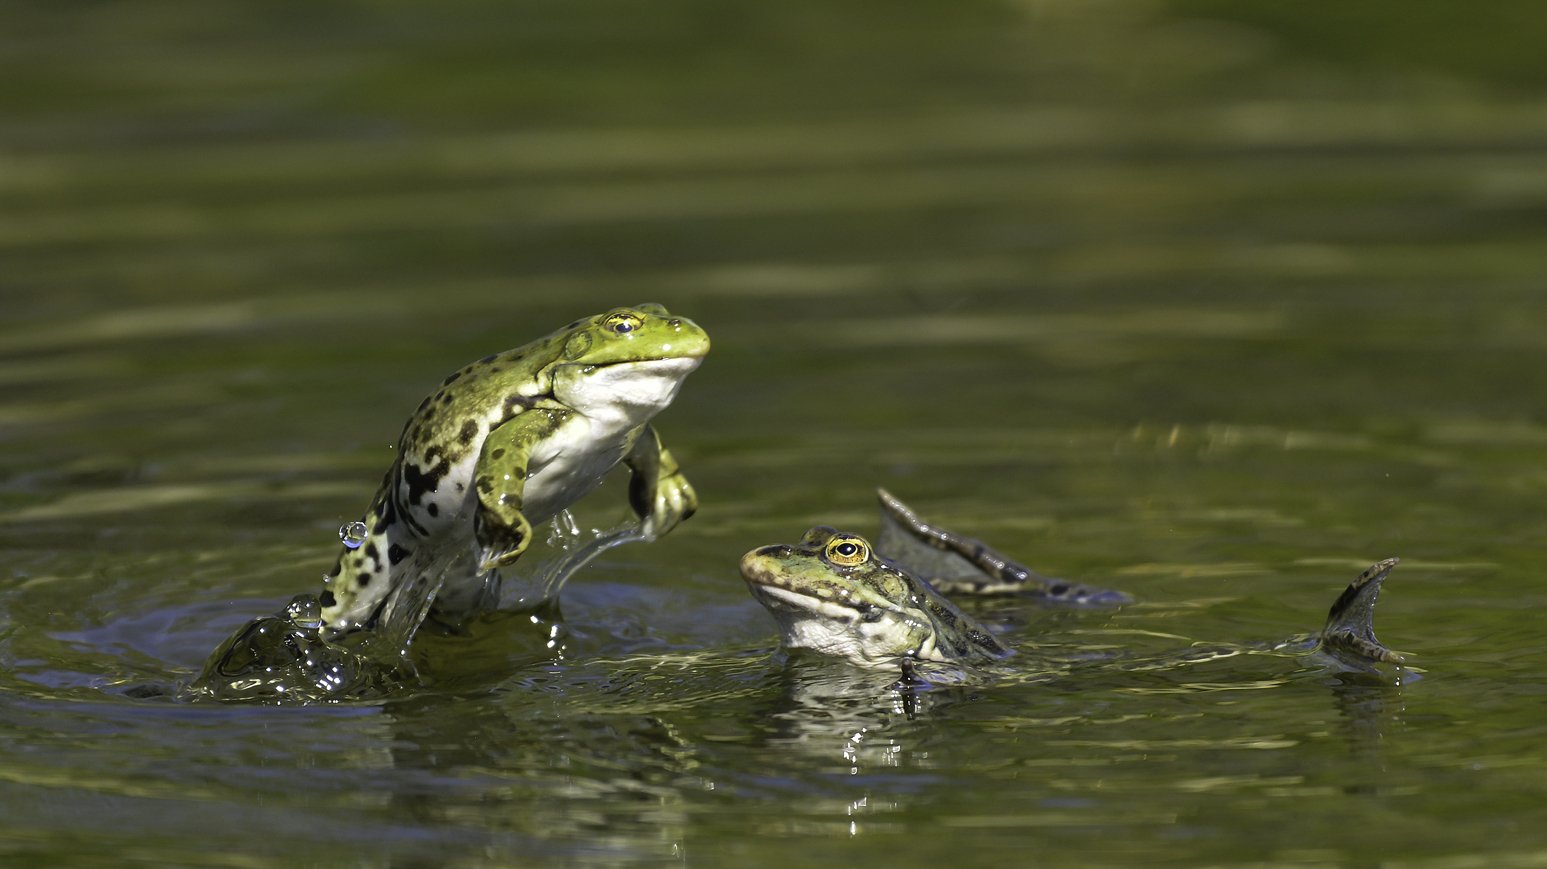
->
[825,536,870,567]
[603,312,644,335]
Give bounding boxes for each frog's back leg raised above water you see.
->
[875,487,1128,604]
[1319,557,1402,666]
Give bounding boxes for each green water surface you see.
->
[3,0,1547,865]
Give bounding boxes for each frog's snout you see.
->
[667,316,710,356]
[739,545,791,586]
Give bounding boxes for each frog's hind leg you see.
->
[875,488,1129,604]
[1319,557,1404,665]
[475,408,571,570]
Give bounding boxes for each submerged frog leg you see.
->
[1319,557,1404,665]
[623,424,698,539]
[475,408,571,570]
[875,488,1129,604]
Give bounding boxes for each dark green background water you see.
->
[4,0,1547,865]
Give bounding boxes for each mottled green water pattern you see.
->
[5,0,1547,865]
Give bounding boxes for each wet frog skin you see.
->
[740,525,1013,666]
[741,491,1403,673]
[319,304,709,638]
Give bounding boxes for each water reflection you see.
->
[762,658,923,768]
[1328,672,1407,761]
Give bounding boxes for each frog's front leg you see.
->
[475,408,571,570]
[624,424,698,540]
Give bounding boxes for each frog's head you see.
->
[740,526,966,666]
[551,304,710,420]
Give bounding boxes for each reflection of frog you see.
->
[741,490,1403,675]
[321,304,709,637]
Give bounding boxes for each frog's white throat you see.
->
[552,356,703,431]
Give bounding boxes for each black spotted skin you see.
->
[320,305,708,637]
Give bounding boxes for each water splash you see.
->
[184,593,407,703]
[338,520,369,549]
[547,508,582,545]
[503,510,652,612]
[189,508,652,703]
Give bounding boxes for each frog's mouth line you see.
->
[744,567,941,665]
[746,582,871,622]
[560,354,708,372]
[740,551,891,622]
[553,356,704,414]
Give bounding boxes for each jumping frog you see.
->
[741,491,1403,671]
[320,304,709,637]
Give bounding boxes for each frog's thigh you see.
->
[475,408,570,569]
[624,424,698,539]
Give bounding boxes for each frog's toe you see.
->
[478,539,529,571]
[475,512,532,571]
[641,475,696,539]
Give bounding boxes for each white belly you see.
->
[521,413,638,525]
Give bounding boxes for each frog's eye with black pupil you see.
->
[603,313,643,334]
[826,537,869,567]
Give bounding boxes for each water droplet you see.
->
[339,521,369,548]
[286,593,324,630]
[545,509,583,546]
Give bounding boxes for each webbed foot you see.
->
[634,468,698,540]
[475,508,533,571]
[1320,557,1403,666]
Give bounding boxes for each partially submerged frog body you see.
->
[740,525,1013,666]
[742,505,1405,675]
[321,304,709,639]
[739,490,1132,667]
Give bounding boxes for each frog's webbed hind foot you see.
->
[626,427,698,540]
[1320,557,1404,666]
[475,508,533,571]
[634,467,697,540]
[875,487,1130,605]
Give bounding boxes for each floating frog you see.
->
[318,304,709,638]
[741,523,1015,666]
[741,490,1402,673]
